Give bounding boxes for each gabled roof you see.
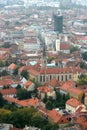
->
[48,109,68,124]
[40,67,72,74]
[0,79,14,87]
[48,78,61,87]
[37,86,53,93]
[24,80,33,88]
[8,63,16,70]
[61,80,83,95]
[17,98,42,107]
[0,88,17,96]
[61,80,76,91]
[66,98,82,108]
[60,43,70,50]
[29,69,39,76]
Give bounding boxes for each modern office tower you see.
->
[53,10,63,33]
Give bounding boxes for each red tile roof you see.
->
[17,98,42,107]
[29,69,39,76]
[4,97,43,108]
[0,88,17,96]
[73,116,87,130]
[0,79,14,87]
[40,67,72,74]
[24,80,33,88]
[66,98,82,108]
[60,43,70,50]
[48,78,61,87]
[61,80,76,91]
[8,63,16,70]
[4,96,19,104]
[48,109,68,124]
[37,86,53,93]
[19,66,36,73]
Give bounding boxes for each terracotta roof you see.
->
[40,67,72,74]
[0,88,17,96]
[66,98,82,108]
[17,98,42,107]
[19,66,36,73]
[61,80,76,91]
[48,78,61,87]
[29,69,39,76]
[48,109,68,124]
[8,63,16,70]
[73,116,87,130]
[24,80,33,88]
[0,79,14,87]
[0,55,5,60]
[4,97,43,108]
[60,43,70,50]
[37,86,53,93]
[1,75,12,80]
[69,87,83,95]
[4,96,19,104]
[72,66,86,74]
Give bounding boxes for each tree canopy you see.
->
[16,88,31,100]
[82,52,87,61]
[77,74,87,85]
[21,70,29,80]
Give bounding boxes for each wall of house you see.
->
[38,73,73,84]
[47,91,56,99]
[66,104,76,113]
[27,83,35,91]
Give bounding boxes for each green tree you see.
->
[82,52,87,61]
[0,60,4,67]
[47,56,55,64]
[80,62,87,70]
[13,67,18,75]
[0,93,5,107]
[2,42,11,48]
[0,108,11,123]
[77,74,87,85]
[31,112,46,128]
[70,45,80,53]
[46,100,53,110]
[1,70,8,76]
[9,107,37,128]
[21,70,29,80]
[16,88,31,100]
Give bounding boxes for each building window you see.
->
[65,75,67,81]
[50,75,52,80]
[61,75,63,81]
[58,76,59,81]
[43,75,45,82]
[40,75,42,82]
[69,75,71,79]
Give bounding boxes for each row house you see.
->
[60,80,83,100]
[0,88,17,98]
[37,86,56,100]
[4,96,45,109]
[47,109,69,125]
[8,63,17,75]
[24,80,35,91]
[0,78,21,89]
[66,98,85,113]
